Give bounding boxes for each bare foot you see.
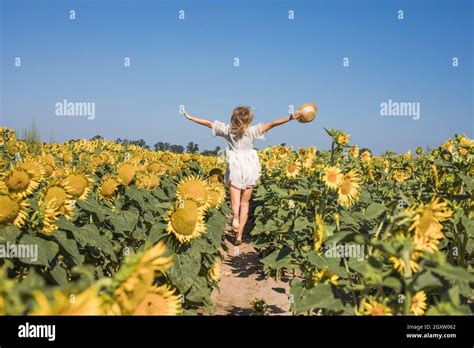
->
[235,230,243,245]
[232,218,240,233]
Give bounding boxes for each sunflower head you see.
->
[166,199,206,243]
[285,162,301,179]
[410,291,428,316]
[4,168,39,198]
[361,297,392,316]
[409,197,452,253]
[322,166,343,190]
[117,163,135,186]
[209,263,221,282]
[208,183,226,208]
[337,170,361,208]
[176,175,209,208]
[62,173,93,200]
[146,162,162,174]
[98,177,120,201]
[133,285,182,315]
[0,195,28,227]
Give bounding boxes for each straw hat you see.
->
[297,103,318,123]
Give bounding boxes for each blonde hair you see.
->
[230,106,253,137]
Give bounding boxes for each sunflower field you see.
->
[0,127,228,315]
[0,126,473,316]
[251,129,474,315]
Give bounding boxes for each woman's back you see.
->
[212,121,264,151]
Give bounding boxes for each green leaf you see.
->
[412,270,444,292]
[185,275,211,304]
[54,230,84,264]
[291,281,347,314]
[0,225,22,244]
[323,231,355,245]
[67,223,117,262]
[260,247,293,269]
[429,264,474,283]
[364,203,386,220]
[166,247,201,294]
[18,235,59,267]
[50,264,68,286]
[148,223,166,244]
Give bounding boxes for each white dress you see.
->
[212,120,264,189]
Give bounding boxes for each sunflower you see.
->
[301,154,315,170]
[62,172,93,200]
[349,146,359,158]
[389,253,420,275]
[16,159,44,182]
[30,287,104,315]
[264,159,278,172]
[393,171,407,183]
[2,168,40,198]
[337,170,361,208]
[166,199,207,243]
[335,132,350,146]
[175,175,210,209]
[208,183,226,208]
[133,284,182,315]
[41,154,56,167]
[285,162,301,179]
[98,176,120,202]
[146,162,162,174]
[361,298,392,316]
[410,291,428,316]
[109,241,175,315]
[361,151,372,164]
[39,183,75,234]
[313,268,339,286]
[322,166,343,190]
[209,168,224,183]
[62,151,73,164]
[0,194,29,227]
[209,263,221,282]
[409,197,452,253]
[43,164,54,178]
[117,163,135,186]
[313,213,325,252]
[135,172,160,190]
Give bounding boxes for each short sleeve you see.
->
[249,123,265,140]
[211,121,229,138]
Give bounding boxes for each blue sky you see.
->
[1,0,472,153]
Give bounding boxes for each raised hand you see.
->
[183,110,193,120]
[291,111,302,120]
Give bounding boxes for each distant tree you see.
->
[186,142,199,153]
[170,145,184,154]
[201,146,221,156]
[91,135,103,140]
[154,142,164,151]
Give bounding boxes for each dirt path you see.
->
[210,226,291,315]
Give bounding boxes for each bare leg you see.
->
[229,185,241,232]
[236,186,253,244]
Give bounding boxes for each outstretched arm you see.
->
[183,110,212,128]
[260,111,301,133]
